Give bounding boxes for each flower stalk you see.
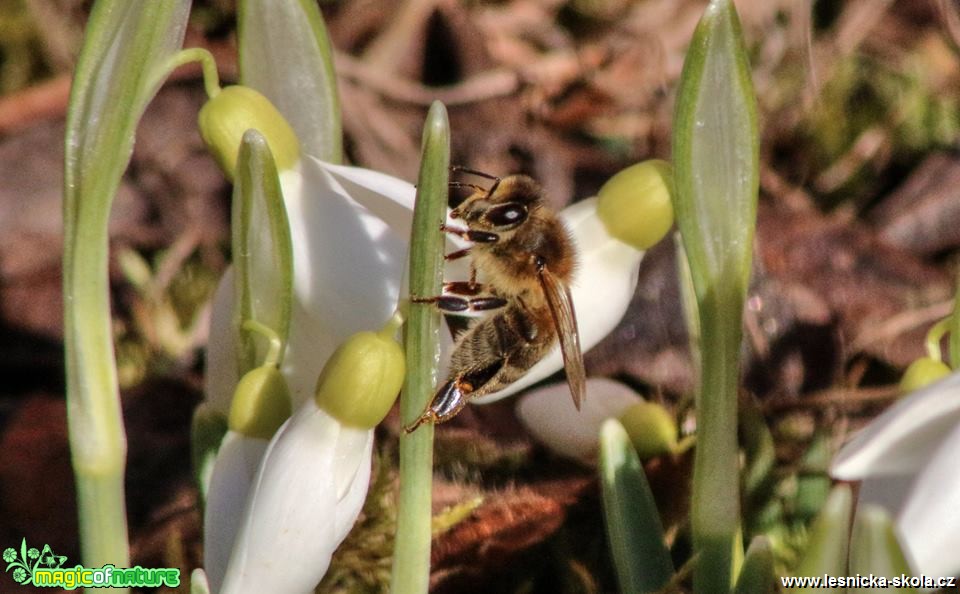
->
[671,0,759,591]
[390,101,450,594]
[63,0,190,572]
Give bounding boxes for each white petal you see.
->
[893,424,960,577]
[831,370,960,478]
[856,474,918,519]
[516,377,644,463]
[281,162,414,404]
[203,431,270,594]
[474,197,644,402]
[315,158,416,233]
[218,401,373,594]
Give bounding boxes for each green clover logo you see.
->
[3,539,66,586]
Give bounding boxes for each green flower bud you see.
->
[314,331,405,429]
[229,365,292,439]
[899,357,951,393]
[618,400,678,459]
[597,159,675,250]
[198,85,300,179]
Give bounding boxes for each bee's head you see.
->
[451,174,541,233]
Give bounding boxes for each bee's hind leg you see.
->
[404,360,505,432]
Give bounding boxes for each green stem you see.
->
[925,318,951,362]
[63,1,190,579]
[163,47,221,98]
[691,285,743,593]
[951,276,960,369]
[242,320,283,368]
[390,101,449,594]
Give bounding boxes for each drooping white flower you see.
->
[205,158,415,414]
[218,400,373,594]
[203,157,414,594]
[517,378,645,462]
[831,370,960,578]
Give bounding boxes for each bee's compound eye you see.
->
[485,203,528,228]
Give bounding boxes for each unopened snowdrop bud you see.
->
[314,318,405,429]
[229,365,292,440]
[899,357,951,393]
[597,159,675,250]
[618,401,678,460]
[198,85,300,178]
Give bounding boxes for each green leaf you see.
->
[734,536,775,594]
[231,130,294,375]
[794,430,832,522]
[190,403,228,501]
[390,101,450,594]
[63,0,190,570]
[670,0,758,591]
[598,419,674,594]
[741,403,776,516]
[238,0,342,163]
[789,485,853,593]
[950,276,960,369]
[849,505,917,593]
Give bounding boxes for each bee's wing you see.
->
[539,267,586,409]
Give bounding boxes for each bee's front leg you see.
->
[441,224,499,244]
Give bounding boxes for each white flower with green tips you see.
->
[831,370,960,579]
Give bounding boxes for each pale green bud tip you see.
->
[228,366,293,439]
[597,159,675,250]
[618,400,678,459]
[899,357,951,393]
[314,331,405,429]
[198,85,300,178]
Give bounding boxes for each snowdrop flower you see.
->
[217,325,404,594]
[831,370,960,578]
[518,378,646,462]
[199,86,413,594]
[517,378,679,464]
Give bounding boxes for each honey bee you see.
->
[405,167,586,432]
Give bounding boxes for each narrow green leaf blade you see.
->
[231,130,294,373]
[63,0,190,569]
[238,0,342,162]
[390,101,449,594]
[950,276,960,369]
[789,485,853,594]
[734,536,775,594]
[599,419,674,594]
[849,505,918,593]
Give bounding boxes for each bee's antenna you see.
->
[448,181,486,193]
[450,165,500,182]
